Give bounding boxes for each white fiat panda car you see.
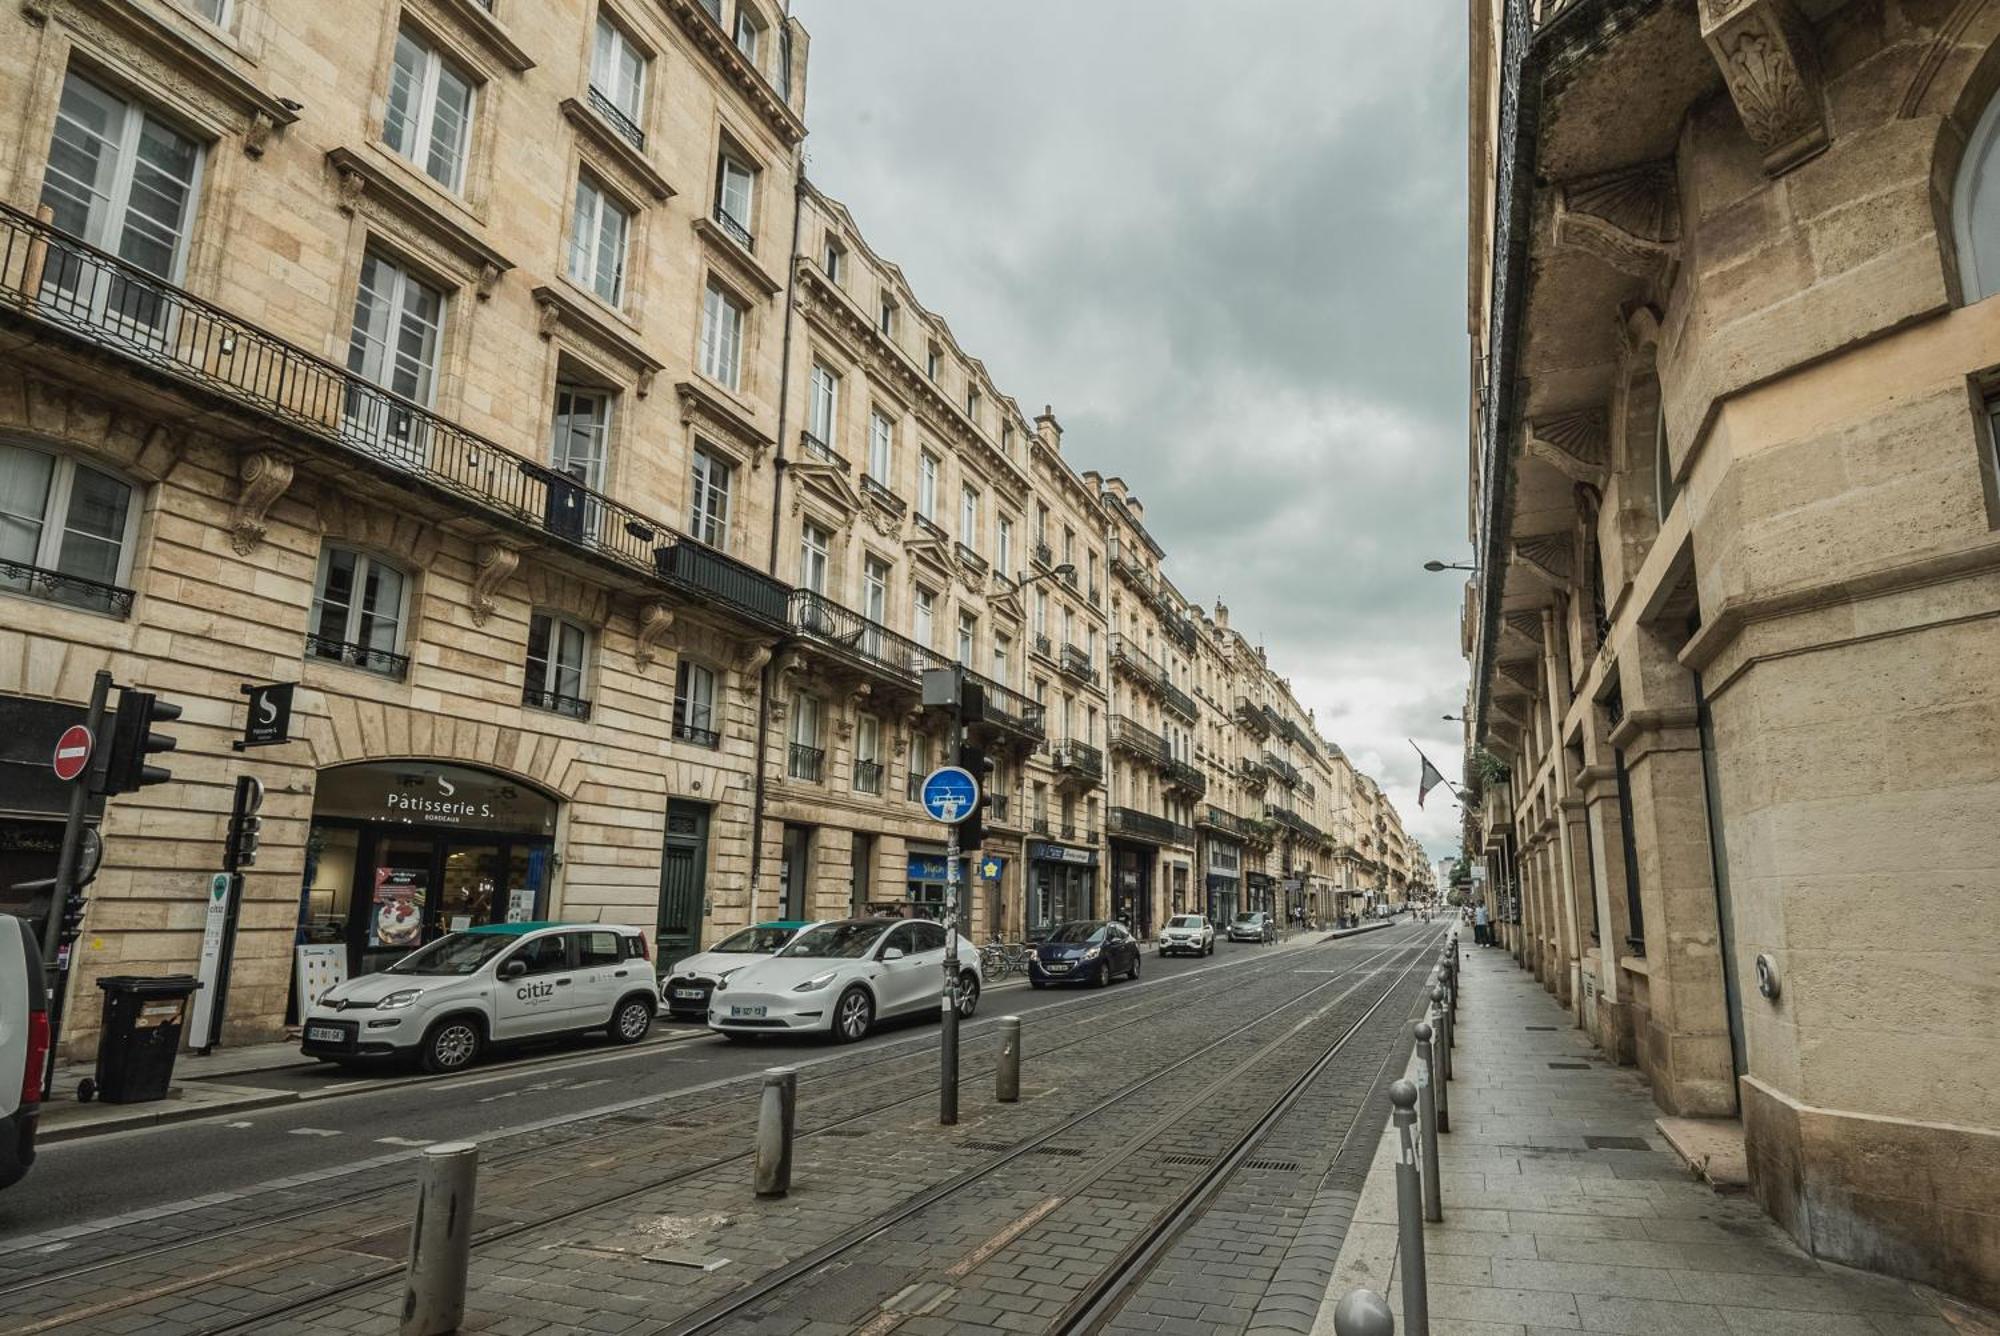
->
[301,922,659,1073]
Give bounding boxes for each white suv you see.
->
[1158,914,1215,957]
[1,916,47,1190]
[302,922,659,1073]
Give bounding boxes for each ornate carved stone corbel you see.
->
[1524,410,1609,488]
[635,603,674,668]
[245,110,276,160]
[1554,161,1679,283]
[535,295,563,339]
[334,164,365,214]
[735,644,773,700]
[477,263,503,301]
[468,543,520,626]
[1701,0,1828,176]
[228,451,294,556]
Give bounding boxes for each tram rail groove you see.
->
[0,931,1378,1334]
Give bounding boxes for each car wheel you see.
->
[1093,963,1112,988]
[1129,954,1141,981]
[832,986,874,1043]
[419,1016,482,1074]
[956,972,980,1019]
[608,995,654,1045]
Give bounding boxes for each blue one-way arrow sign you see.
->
[920,766,980,824]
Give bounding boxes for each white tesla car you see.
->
[708,917,982,1043]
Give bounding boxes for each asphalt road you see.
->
[0,932,1348,1238]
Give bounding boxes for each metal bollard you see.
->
[1332,1287,1395,1336]
[1388,1080,1431,1336]
[754,1067,797,1198]
[997,1015,1021,1103]
[1414,1022,1443,1222]
[1428,993,1451,1132]
[401,1142,478,1336]
[1432,983,1453,1081]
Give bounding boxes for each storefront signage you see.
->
[236,682,295,750]
[313,762,557,836]
[369,867,427,947]
[907,855,950,881]
[978,856,1005,880]
[1029,842,1097,866]
[188,872,232,1046]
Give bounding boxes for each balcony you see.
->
[1031,815,1050,835]
[1,557,134,618]
[1108,806,1193,847]
[1033,632,1053,659]
[907,768,925,803]
[1088,584,1102,609]
[1265,804,1324,843]
[968,671,1047,743]
[852,758,883,794]
[1199,806,1249,838]
[988,793,1017,829]
[586,84,646,151]
[956,543,988,577]
[522,687,591,721]
[672,716,721,749]
[1160,678,1198,724]
[1109,548,1153,594]
[913,513,949,545]
[1032,538,1055,568]
[0,203,784,630]
[712,203,754,252]
[1051,738,1105,785]
[305,634,409,680]
[1262,750,1302,788]
[1165,760,1207,799]
[1162,613,1197,652]
[1107,714,1170,767]
[1109,633,1162,689]
[788,743,824,782]
[1059,643,1097,685]
[656,539,791,627]
[860,474,906,514]
[1238,756,1271,789]
[791,590,950,689]
[1234,698,1270,737]
[797,429,848,471]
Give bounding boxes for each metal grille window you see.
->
[853,713,881,793]
[715,153,755,244]
[310,546,408,675]
[590,15,647,135]
[867,411,893,482]
[568,175,630,306]
[993,634,1011,688]
[384,29,474,192]
[345,251,445,466]
[808,360,839,444]
[698,279,744,389]
[525,612,589,717]
[689,446,732,548]
[551,385,611,493]
[674,659,718,746]
[789,693,822,780]
[39,72,203,335]
[0,445,138,615]
[800,521,829,595]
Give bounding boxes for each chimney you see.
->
[1213,599,1229,628]
[1082,469,1102,491]
[1035,404,1062,453]
[1257,645,1267,664]
[1126,495,1144,520]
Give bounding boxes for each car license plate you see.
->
[730,1005,766,1018]
[673,988,705,1000]
[1047,962,1071,972]
[306,1025,346,1044]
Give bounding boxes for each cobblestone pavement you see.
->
[0,928,1395,1336]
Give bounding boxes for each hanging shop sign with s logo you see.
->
[236,682,296,750]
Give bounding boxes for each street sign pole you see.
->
[941,666,965,1127]
[39,668,112,1098]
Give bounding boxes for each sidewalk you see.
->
[1313,941,1978,1335]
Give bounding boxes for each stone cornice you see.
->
[675,378,774,469]
[532,284,662,393]
[409,0,534,73]
[559,98,675,201]
[327,147,514,291]
[657,0,805,148]
[694,217,783,299]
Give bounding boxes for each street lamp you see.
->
[1441,713,1467,723]
[1013,562,1075,590]
[1423,560,1480,573]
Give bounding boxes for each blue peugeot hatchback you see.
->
[1027,919,1141,988]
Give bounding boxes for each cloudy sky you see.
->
[791,1,1471,864]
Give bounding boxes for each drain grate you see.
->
[1033,1146,1085,1158]
[1160,1153,1216,1167]
[1524,1025,1558,1032]
[1547,1061,1590,1070]
[1242,1158,1302,1172]
[1584,1135,1652,1151]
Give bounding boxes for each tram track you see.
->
[0,930,1379,1334]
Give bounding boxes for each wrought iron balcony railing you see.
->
[1059,643,1096,684]
[956,543,988,576]
[1108,714,1170,766]
[1160,679,1198,723]
[1033,632,1053,659]
[672,716,721,749]
[988,793,1014,826]
[797,429,848,470]
[788,743,824,782]
[860,474,906,514]
[522,687,591,720]
[852,758,883,794]
[712,203,754,252]
[586,84,647,150]
[1238,756,1271,787]
[0,202,797,633]
[1165,760,1207,798]
[1108,806,1194,847]
[1263,750,1302,788]
[1199,805,1249,838]
[1109,633,1162,686]
[305,633,409,680]
[0,558,135,618]
[907,768,925,802]
[1234,698,1270,736]
[1033,539,1053,568]
[1109,549,1153,593]
[1052,738,1104,783]
[913,513,949,544]
[1162,613,1197,651]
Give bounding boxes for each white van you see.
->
[1,916,48,1190]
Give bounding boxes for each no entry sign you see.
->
[52,724,93,782]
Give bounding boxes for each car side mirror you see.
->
[881,947,906,961]
[500,959,527,980]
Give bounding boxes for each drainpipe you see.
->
[746,161,809,911]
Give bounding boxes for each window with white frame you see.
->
[674,658,719,745]
[914,585,935,648]
[862,555,889,654]
[925,344,941,380]
[345,251,446,465]
[800,520,830,594]
[867,410,893,483]
[309,546,410,674]
[525,612,589,716]
[715,151,755,242]
[568,174,630,306]
[967,387,981,421]
[879,296,897,337]
[1002,421,1014,455]
[917,451,938,520]
[958,611,976,666]
[960,486,979,547]
[698,0,722,19]
[699,279,744,389]
[997,514,1013,575]
[40,70,203,313]
[590,14,647,140]
[993,634,1011,687]
[689,445,732,547]
[807,360,839,449]
[823,235,845,285]
[1034,589,1047,636]
[733,3,765,66]
[384,29,474,192]
[551,385,611,493]
[189,0,231,27]
[789,692,822,780]
[854,712,882,793]
[0,445,139,614]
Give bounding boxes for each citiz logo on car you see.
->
[516,981,555,1002]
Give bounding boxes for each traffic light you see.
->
[958,741,993,850]
[224,811,262,870]
[60,886,88,942]
[101,688,180,795]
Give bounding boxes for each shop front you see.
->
[1110,840,1154,936]
[1246,870,1274,915]
[905,846,949,920]
[301,761,559,978]
[1028,841,1096,936]
[1204,837,1241,926]
[0,694,103,928]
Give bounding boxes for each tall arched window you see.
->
[1953,89,2000,302]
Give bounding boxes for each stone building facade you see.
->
[1465,0,2000,1303]
[0,0,1415,1060]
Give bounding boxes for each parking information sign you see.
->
[920,766,979,824]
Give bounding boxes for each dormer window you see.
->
[734,4,765,67]
[879,296,897,337]
[823,236,845,285]
[926,344,941,381]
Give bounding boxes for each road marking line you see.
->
[946,1195,1065,1277]
[375,1136,433,1147]
[223,1120,254,1128]
[287,1127,341,1137]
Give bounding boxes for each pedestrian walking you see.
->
[1474,902,1490,946]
